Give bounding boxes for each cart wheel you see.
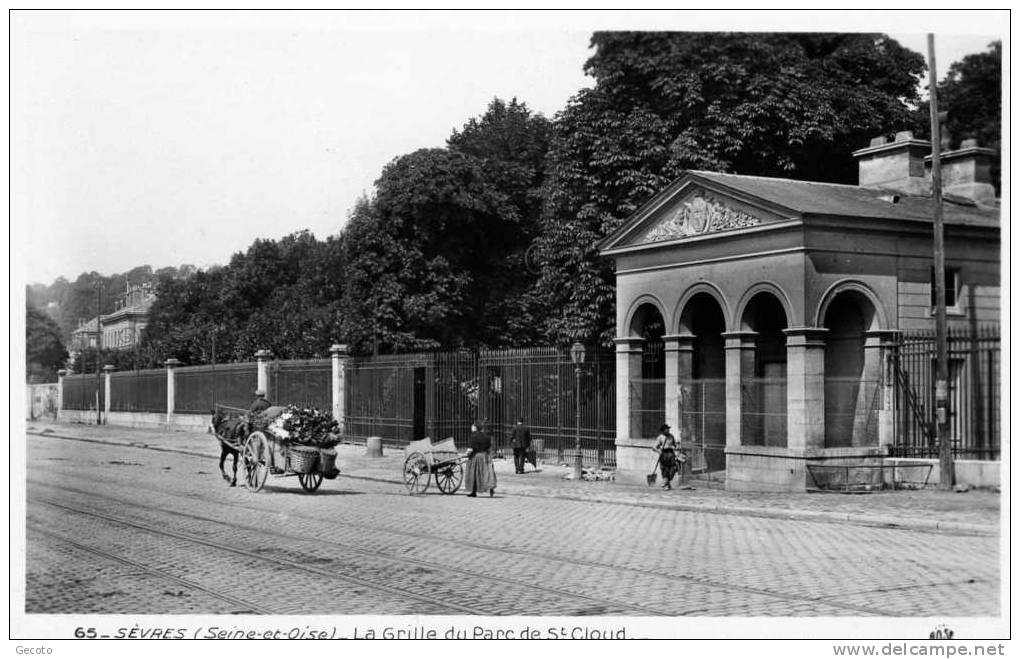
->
[243,431,270,492]
[403,452,430,495]
[435,461,463,495]
[298,472,323,493]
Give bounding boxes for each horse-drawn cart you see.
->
[402,437,466,495]
[211,404,340,493]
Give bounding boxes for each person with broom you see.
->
[652,423,678,489]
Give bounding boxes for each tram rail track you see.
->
[28,473,903,616]
[32,496,498,616]
[27,523,274,614]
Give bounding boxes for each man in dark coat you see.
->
[510,417,532,474]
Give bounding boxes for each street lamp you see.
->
[570,341,587,481]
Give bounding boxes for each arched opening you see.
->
[679,293,726,471]
[823,291,879,448]
[629,303,666,439]
[740,292,789,447]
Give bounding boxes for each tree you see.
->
[532,32,926,344]
[341,150,513,353]
[140,232,345,365]
[447,98,554,347]
[340,99,555,355]
[448,97,552,225]
[69,346,142,374]
[914,41,1001,192]
[26,303,68,382]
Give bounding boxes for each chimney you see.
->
[852,131,932,195]
[925,139,997,205]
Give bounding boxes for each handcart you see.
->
[402,437,466,495]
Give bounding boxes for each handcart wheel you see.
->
[298,472,323,493]
[435,461,464,495]
[243,431,270,493]
[403,452,430,495]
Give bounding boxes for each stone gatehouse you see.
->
[599,133,1000,491]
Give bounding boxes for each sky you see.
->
[11,10,1006,286]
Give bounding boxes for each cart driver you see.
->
[249,389,272,414]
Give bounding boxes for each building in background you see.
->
[70,283,156,353]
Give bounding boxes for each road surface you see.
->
[24,435,999,616]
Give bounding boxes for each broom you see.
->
[646,453,660,486]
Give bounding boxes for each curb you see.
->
[28,431,997,536]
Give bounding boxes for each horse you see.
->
[209,408,248,486]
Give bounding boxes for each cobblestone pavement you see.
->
[24,432,1000,617]
[26,421,1002,531]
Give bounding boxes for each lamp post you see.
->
[570,341,587,481]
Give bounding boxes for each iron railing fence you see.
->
[479,347,616,468]
[738,377,787,449]
[174,362,258,413]
[891,326,999,460]
[678,378,727,472]
[61,373,104,411]
[270,359,332,410]
[426,351,481,446]
[109,369,166,413]
[344,347,617,468]
[629,378,665,443]
[824,377,881,448]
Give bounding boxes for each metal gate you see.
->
[343,348,617,467]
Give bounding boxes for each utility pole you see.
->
[927,34,953,490]
[95,282,104,425]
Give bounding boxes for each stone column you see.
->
[330,344,349,435]
[103,365,115,423]
[255,349,273,395]
[784,328,828,450]
[722,331,757,449]
[872,330,902,449]
[614,337,645,440]
[56,369,67,419]
[165,358,180,428]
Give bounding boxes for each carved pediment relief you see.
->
[637,191,761,243]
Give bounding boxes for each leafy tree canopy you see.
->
[141,231,344,365]
[341,98,553,355]
[913,40,1001,191]
[532,32,926,344]
[936,41,1001,151]
[26,302,68,382]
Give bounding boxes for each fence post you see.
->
[331,344,348,435]
[56,369,66,420]
[103,365,115,423]
[255,349,272,395]
[165,358,180,428]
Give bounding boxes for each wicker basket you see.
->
[319,448,338,475]
[288,445,320,474]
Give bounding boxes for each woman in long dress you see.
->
[464,422,497,497]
